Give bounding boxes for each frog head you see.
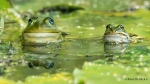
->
[22,17,63,44]
[103,24,130,43]
[104,24,127,35]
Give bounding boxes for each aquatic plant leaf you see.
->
[0,78,16,84]
[0,0,12,10]
[73,62,150,84]
[24,72,72,84]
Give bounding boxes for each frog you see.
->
[102,24,144,44]
[103,24,130,44]
[22,17,63,45]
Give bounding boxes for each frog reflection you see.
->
[104,43,128,54]
[22,42,61,54]
[22,40,59,69]
[28,58,54,69]
[104,42,129,59]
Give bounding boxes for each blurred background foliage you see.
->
[0,0,12,10]
[11,0,150,12]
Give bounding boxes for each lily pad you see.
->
[73,62,150,84]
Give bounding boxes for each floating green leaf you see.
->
[0,0,12,10]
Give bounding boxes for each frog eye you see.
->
[28,18,33,24]
[106,24,112,30]
[28,17,38,25]
[118,25,124,29]
[48,18,55,25]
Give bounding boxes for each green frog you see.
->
[103,24,130,44]
[103,24,144,44]
[22,17,63,44]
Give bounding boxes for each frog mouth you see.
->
[23,33,63,44]
[105,31,127,36]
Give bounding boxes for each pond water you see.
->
[1,10,150,82]
[0,0,150,83]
